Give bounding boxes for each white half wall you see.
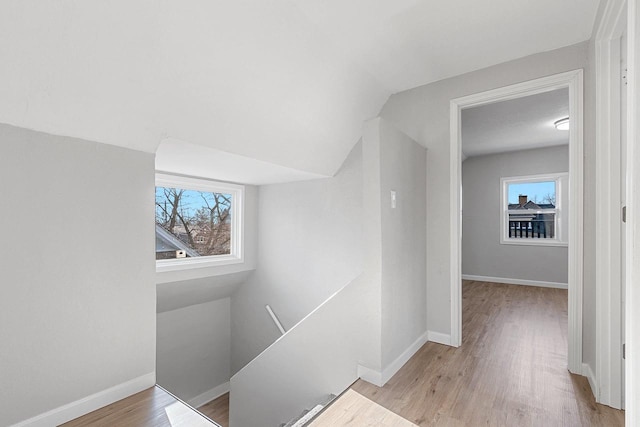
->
[0,124,156,426]
[156,298,231,404]
[230,142,364,373]
[230,275,378,427]
[462,146,569,284]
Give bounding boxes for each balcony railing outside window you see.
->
[508,212,556,239]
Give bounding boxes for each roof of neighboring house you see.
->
[155,224,200,257]
[508,201,555,210]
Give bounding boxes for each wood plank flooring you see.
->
[308,389,417,426]
[60,386,219,427]
[198,392,229,427]
[350,280,625,426]
[58,280,624,427]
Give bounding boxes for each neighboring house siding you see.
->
[461,145,569,284]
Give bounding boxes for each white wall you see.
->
[230,142,364,374]
[229,119,427,426]
[154,176,259,406]
[378,42,594,353]
[229,275,376,427]
[376,119,427,368]
[157,298,230,404]
[462,146,569,284]
[0,124,156,426]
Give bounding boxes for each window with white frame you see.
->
[500,173,568,246]
[155,173,244,271]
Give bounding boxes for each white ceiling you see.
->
[156,139,326,185]
[0,0,599,180]
[461,88,569,158]
[291,0,600,93]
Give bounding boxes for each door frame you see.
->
[594,0,627,409]
[449,70,584,375]
[625,0,639,424]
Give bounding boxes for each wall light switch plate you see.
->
[391,190,397,209]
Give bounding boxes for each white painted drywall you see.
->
[230,143,364,374]
[156,139,328,185]
[378,42,596,362]
[229,275,376,427]
[229,119,427,426]
[462,146,569,284]
[157,271,252,314]
[0,1,389,177]
[376,119,427,368]
[156,298,230,403]
[0,124,156,426]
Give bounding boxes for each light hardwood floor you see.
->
[350,280,625,426]
[198,392,229,427]
[309,389,417,426]
[60,386,219,427]
[59,281,624,427]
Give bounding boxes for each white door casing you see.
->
[449,70,584,375]
[594,0,626,409]
[625,0,639,424]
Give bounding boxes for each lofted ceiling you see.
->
[0,0,599,180]
[461,88,569,158]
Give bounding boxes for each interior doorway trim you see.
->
[594,0,627,409]
[449,70,584,375]
[625,1,639,424]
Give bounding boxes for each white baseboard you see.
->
[462,274,568,290]
[358,332,429,387]
[381,332,428,385]
[10,372,155,427]
[582,363,598,401]
[357,364,383,387]
[427,330,452,346]
[188,382,230,408]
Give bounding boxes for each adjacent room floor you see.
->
[350,280,625,426]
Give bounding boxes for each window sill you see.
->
[156,253,254,284]
[500,239,568,248]
[156,254,243,273]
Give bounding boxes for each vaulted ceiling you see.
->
[0,0,600,179]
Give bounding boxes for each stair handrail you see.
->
[265,304,286,335]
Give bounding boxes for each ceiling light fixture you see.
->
[554,117,569,130]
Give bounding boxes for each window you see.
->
[155,173,244,271]
[500,173,568,246]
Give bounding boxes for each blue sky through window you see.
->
[155,188,232,222]
[508,181,555,205]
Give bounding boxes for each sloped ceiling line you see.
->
[0,0,598,178]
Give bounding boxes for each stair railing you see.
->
[265,304,286,335]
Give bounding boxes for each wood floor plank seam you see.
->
[350,280,624,427]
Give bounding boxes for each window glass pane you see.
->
[155,187,232,260]
[506,180,556,239]
[507,181,556,208]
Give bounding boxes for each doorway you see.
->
[449,70,584,374]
